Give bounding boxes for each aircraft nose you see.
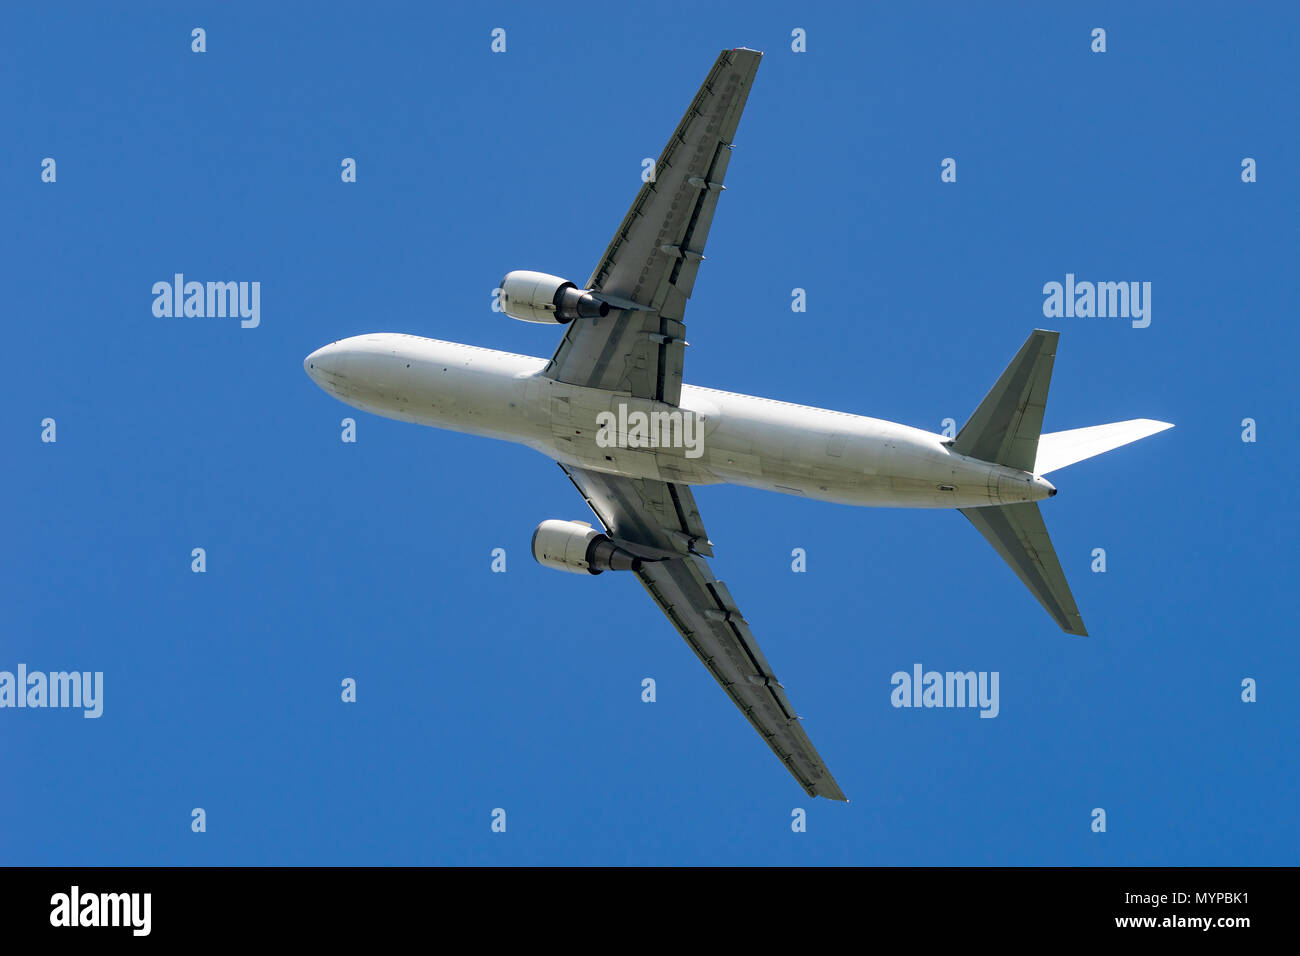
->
[304,345,333,384]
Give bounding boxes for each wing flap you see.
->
[559,464,711,557]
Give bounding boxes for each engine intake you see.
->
[531,519,643,574]
[500,271,610,324]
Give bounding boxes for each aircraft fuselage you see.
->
[305,333,1055,510]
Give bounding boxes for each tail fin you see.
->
[952,331,1173,636]
[950,329,1057,472]
[1034,419,1174,475]
[960,502,1087,636]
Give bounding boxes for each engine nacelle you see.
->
[499,271,610,324]
[531,519,643,575]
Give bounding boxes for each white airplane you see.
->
[305,48,1172,800]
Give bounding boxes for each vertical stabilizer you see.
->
[951,330,1057,472]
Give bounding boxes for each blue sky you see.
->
[3,1,1296,865]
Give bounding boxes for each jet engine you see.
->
[499,271,610,324]
[531,519,643,574]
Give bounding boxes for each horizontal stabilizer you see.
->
[1034,419,1174,475]
[960,502,1087,636]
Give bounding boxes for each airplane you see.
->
[304,48,1173,801]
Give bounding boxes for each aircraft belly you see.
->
[693,399,1014,508]
[326,348,547,444]
[309,338,1041,508]
[328,354,1046,505]
[541,381,720,483]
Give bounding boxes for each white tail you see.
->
[1034,419,1173,476]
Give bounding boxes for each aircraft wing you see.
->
[560,463,847,801]
[543,48,763,407]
